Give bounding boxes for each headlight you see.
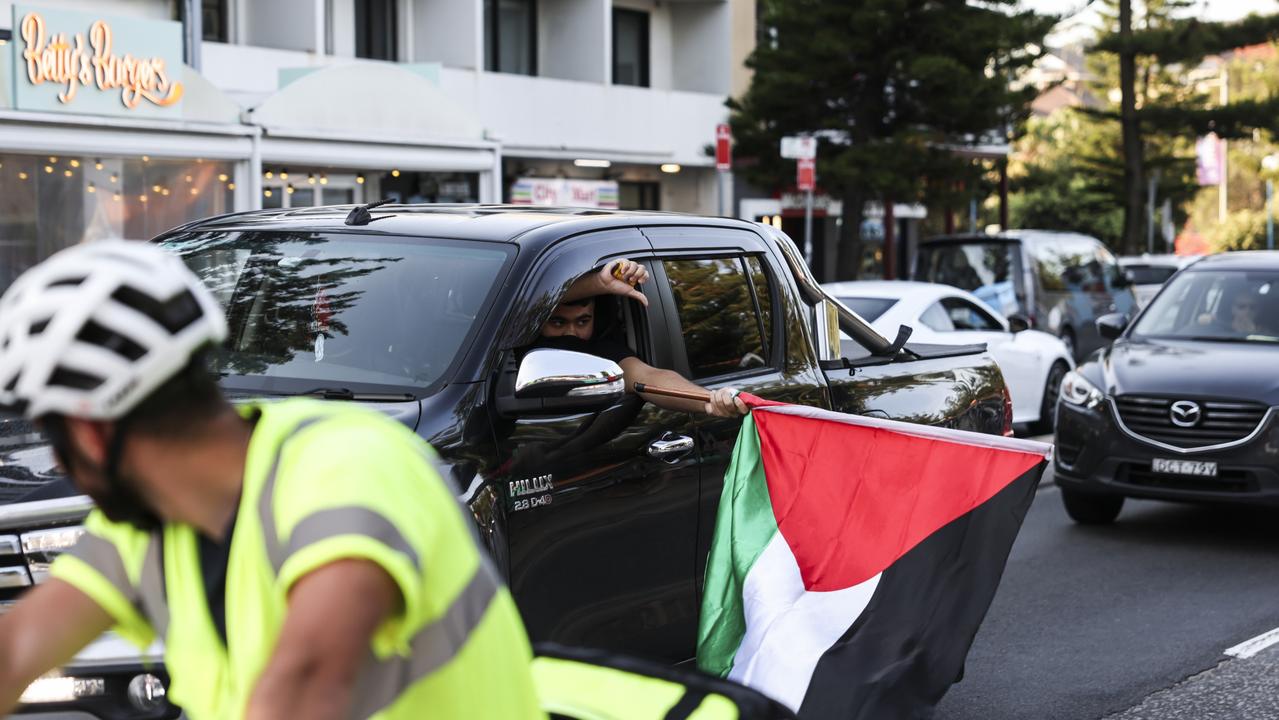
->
[1060,370,1104,410]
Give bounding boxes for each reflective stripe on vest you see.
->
[67,530,169,639]
[256,413,503,716]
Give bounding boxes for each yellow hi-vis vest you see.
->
[50,398,543,720]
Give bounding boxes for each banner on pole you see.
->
[1195,133,1223,186]
[797,158,816,192]
[716,124,733,171]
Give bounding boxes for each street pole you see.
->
[1268,179,1274,251]
[803,189,814,262]
[1146,171,1158,255]
[1219,67,1229,223]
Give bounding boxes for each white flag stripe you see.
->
[727,532,881,712]
[757,403,1053,458]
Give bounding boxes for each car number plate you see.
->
[1152,458,1218,477]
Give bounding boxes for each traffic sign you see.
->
[797,157,816,192]
[716,124,732,171]
[781,135,817,160]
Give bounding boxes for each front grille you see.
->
[0,525,84,608]
[1118,463,1257,494]
[1114,395,1270,449]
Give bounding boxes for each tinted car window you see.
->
[1030,237,1107,293]
[835,296,898,322]
[745,255,774,361]
[916,242,1022,316]
[919,302,955,332]
[1124,264,1178,285]
[665,257,769,379]
[1132,270,1279,343]
[166,231,510,392]
[940,297,1003,331]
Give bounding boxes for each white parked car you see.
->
[823,280,1075,434]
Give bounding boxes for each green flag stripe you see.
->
[697,414,780,677]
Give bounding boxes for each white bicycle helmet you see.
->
[0,240,227,420]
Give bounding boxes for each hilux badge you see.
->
[510,474,554,498]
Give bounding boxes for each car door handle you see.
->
[647,434,694,462]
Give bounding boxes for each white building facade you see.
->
[0,0,753,288]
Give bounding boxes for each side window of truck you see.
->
[662,256,774,379]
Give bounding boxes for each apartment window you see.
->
[202,0,228,42]
[356,0,398,60]
[612,9,649,87]
[486,0,537,75]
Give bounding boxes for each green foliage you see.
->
[1209,208,1270,251]
[1094,11,1279,65]
[731,0,1055,275]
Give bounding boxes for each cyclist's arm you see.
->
[245,558,401,720]
[0,579,114,711]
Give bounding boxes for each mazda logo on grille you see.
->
[1169,400,1202,428]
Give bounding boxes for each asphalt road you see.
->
[937,460,1279,720]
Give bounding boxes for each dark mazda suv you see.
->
[1054,251,1279,524]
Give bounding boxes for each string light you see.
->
[356,174,365,184]
[69,159,80,168]
[152,185,162,193]
[48,156,57,163]
[286,184,295,195]
[307,174,316,185]
[390,169,400,177]
[141,155,150,162]
[218,173,229,182]
[18,172,29,181]
[280,169,289,180]
[113,192,121,201]
[319,175,328,185]
[228,182,236,190]
[264,189,273,198]
[63,169,73,177]
[87,183,96,193]
[139,194,148,203]
[44,165,53,174]
[185,175,193,183]
[109,174,118,183]
[162,188,171,196]
[265,171,274,180]
[189,187,199,195]
[94,159,103,170]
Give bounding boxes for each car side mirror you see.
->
[498,349,626,416]
[1007,313,1032,334]
[1096,313,1129,341]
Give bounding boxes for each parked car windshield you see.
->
[834,296,898,322]
[1122,264,1178,285]
[1131,269,1279,344]
[915,242,1022,316]
[163,231,511,394]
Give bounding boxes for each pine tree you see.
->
[729,0,1055,279]
[1090,0,1279,253]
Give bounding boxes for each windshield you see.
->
[163,231,511,394]
[1123,264,1178,285]
[1131,269,1279,344]
[915,242,1023,316]
[835,296,897,322]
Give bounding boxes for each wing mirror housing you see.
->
[1007,313,1032,334]
[1096,313,1129,341]
[498,349,626,415]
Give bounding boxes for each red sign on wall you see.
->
[797,157,816,192]
[716,123,732,171]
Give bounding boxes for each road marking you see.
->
[1224,626,1279,659]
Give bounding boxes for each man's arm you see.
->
[0,579,114,711]
[561,259,649,306]
[620,357,748,416]
[245,559,401,720]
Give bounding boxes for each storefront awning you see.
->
[249,63,494,173]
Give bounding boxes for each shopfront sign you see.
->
[10,5,185,117]
[511,178,619,209]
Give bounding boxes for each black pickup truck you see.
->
[0,206,1010,719]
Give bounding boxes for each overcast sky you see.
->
[1021,0,1279,45]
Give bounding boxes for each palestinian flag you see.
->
[697,395,1050,718]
